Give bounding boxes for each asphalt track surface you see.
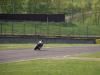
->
[0,46,100,63]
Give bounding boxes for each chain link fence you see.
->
[0,0,100,37]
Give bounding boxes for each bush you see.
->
[96,39,100,44]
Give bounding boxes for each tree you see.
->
[0,0,24,14]
[27,0,52,13]
[11,0,24,14]
[0,0,11,13]
[51,0,65,13]
[92,0,100,11]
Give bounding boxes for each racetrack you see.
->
[0,46,100,63]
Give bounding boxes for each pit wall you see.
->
[0,35,96,44]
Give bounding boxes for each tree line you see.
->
[0,0,100,14]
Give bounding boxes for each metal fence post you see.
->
[47,15,49,36]
[12,23,14,35]
[24,24,26,35]
[86,24,88,37]
[35,23,37,35]
[0,23,2,35]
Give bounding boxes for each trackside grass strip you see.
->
[0,44,100,50]
[0,59,100,75]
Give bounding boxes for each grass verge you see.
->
[0,59,100,75]
[77,52,100,58]
[0,44,100,50]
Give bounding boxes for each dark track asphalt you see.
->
[0,46,100,63]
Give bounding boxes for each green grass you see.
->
[0,59,100,75]
[78,52,100,58]
[0,44,100,50]
[0,44,34,50]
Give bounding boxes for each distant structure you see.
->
[0,14,65,22]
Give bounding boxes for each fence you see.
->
[0,0,100,37]
[0,20,100,37]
